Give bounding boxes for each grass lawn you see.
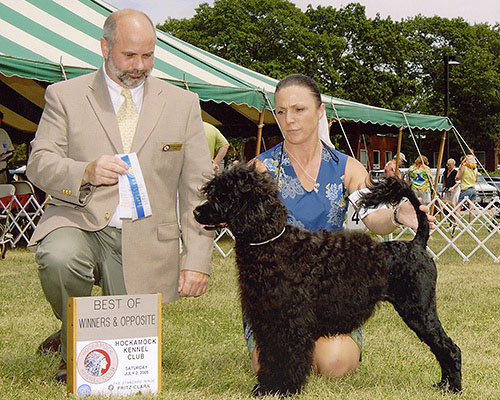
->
[0,243,499,399]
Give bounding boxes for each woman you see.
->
[457,150,477,203]
[407,155,433,205]
[247,74,433,379]
[442,158,460,205]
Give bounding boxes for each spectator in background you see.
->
[457,150,477,204]
[0,111,14,183]
[384,152,406,180]
[204,122,229,173]
[442,158,460,205]
[408,155,433,205]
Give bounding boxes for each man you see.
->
[0,111,14,183]
[384,152,406,179]
[27,9,214,383]
[203,122,229,172]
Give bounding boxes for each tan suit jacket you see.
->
[27,68,214,302]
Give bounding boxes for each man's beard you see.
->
[107,53,151,88]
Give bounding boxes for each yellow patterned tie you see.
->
[117,88,139,153]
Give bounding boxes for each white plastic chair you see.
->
[0,184,16,257]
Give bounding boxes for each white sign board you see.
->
[345,203,367,231]
[67,294,161,397]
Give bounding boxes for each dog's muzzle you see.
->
[193,203,227,230]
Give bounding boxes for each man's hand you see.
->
[178,270,209,297]
[82,155,129,186]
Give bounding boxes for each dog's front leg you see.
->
[252,329,315,397]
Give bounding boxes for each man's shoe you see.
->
[55,359,67,384]
[37,330,62,355]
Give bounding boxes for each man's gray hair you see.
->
[102,9,156,48]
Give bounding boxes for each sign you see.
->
[67,294,161,397]
[345,203,367,231]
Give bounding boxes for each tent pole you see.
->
[255,110,265,156]
[430,129,447,215]
[395,127,403,177]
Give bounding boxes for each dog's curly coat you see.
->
[194,163,461,396]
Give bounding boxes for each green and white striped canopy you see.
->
[0,0,453,136]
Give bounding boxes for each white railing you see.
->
[214,196,500,262]
[384,196,500,263]
[3,188,497,262]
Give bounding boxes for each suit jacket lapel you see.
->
[132,78,166,153]
[86,68,123,153]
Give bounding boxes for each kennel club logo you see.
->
[77,341,118,384]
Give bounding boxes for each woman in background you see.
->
[457,150,477,204]
[442,158,460,205]
[408,155,433,205]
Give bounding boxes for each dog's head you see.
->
[194,163,288,242]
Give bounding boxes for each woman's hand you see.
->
[397,201,436,231]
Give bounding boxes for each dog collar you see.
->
[248,227,286,246]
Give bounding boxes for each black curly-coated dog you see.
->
[194,163,461,397]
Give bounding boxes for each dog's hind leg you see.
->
[387,278,462,392]
[252,328,315,397]
[396,306,461,392]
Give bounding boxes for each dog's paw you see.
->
[251,384,294,398]
[433,379,462,394]
[251,384,264,397]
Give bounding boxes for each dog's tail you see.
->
[358,177,429,247]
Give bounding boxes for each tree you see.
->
[158,1,500,160]
[306,4,419,110]
[158,0,329,78]
[402,16,500,150]
[159,1,422,110]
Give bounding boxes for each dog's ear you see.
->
[239,174,254,193]
[230,163,256,193]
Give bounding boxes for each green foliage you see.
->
[401,16,500,149]
[225,136,253,162]
[306,4,419,110]
[159,0,320,79]
[158,0,500,156]
[11,143,28,168]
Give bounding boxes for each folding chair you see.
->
[0,184,16,258]
[10,180,46,246]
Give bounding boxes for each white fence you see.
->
[0,182,50,248]
[213,196,500,262]
[390,195,500,263]
[2,185,497,262]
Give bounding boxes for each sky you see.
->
[105,0,500,26]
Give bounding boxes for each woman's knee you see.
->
[312,336,360,378]
[249,336,360,378]
[313,353,359,378]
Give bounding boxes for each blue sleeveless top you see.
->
[256,143,348,232]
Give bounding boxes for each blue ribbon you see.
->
[120,154,145,219]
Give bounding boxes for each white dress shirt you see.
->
[102,67,145,228]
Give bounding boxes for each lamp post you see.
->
[444,55,460,159]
